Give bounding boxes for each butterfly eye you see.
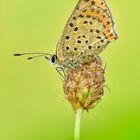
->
[51,55,57,64]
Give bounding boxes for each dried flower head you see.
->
[64,56,105,112]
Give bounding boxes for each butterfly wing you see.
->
[56,0,118,62]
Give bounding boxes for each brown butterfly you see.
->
[14,0,118,76]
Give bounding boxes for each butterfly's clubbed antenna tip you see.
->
[27,57,33,60]
[14,53,22,56]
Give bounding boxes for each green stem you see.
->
[74,108,83,140]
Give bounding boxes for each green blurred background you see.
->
[0,0,140,140]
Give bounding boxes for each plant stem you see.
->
[74,108,83,140]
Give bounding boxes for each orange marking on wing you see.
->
[82,9,98,18]
[97,12,112,26]
[81,3,86,9]
[95,12,111,28]
[95,0,105,8]
[92,10,99,17]
[106,33,118,41]
[103,29,109,35]
[101,17,108,23]
[94,0,108,11]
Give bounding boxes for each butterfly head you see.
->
[14,52,58,65]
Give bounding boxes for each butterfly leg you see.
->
[104,62,107,72]
[56,67,66,78]
[103,84,111,94]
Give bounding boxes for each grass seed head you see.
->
[63,56,105,112]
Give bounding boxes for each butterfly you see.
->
[14,0,118,75]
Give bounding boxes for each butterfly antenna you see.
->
[27,54,50,60]
[14,52,52,56]
[14,52,52,60]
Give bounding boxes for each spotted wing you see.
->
[56,0,118,61]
